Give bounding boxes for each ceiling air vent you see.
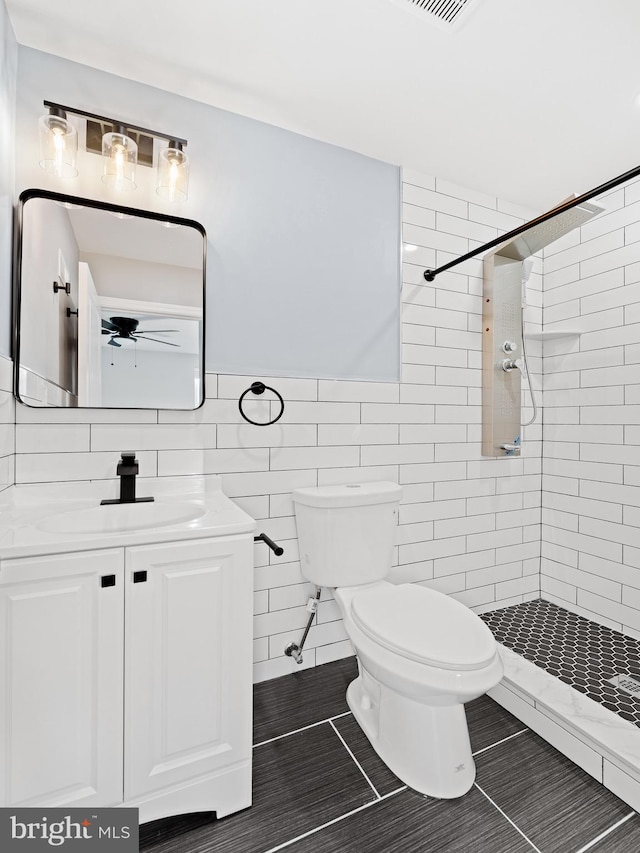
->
[389,0,481,30]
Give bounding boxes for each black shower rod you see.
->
[423,162,640,282]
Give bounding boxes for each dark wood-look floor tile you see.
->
[332,713,403,796]
[253,656,358,743]
[585,814,640,852]
[332,694,528,800]
[140,721,375,853]
[284,785,536,853]
[475,730,630,853]
[466,693,528,754]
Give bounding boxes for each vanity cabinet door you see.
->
[123,536,253,803]
[0,549,125,808]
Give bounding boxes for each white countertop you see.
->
[0,476,256,561]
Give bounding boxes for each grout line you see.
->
[253,710,352,748]
[261,785,407,853]
[329,719,381,800]
[573,810,636,853]
[472,727,528,757]
[474,782,543,853]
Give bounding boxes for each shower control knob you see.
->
[502,341,517,353]
[501,358,520,372]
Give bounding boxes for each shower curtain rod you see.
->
[423,162,640,282]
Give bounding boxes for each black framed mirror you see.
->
[14,189,206,409]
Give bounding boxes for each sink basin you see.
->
[37,501,207,535]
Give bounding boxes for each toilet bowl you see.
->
[292,482,503,799]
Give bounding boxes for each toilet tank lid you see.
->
[292,482,402,508]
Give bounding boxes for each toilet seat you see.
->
[350,584,496,671]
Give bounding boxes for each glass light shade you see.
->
[101,131,137,192]
[38,112,78,178]
[156,144,189,202]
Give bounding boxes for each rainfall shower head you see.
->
[497,197,605,261]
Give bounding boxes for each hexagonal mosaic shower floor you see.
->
[480,598,640,727]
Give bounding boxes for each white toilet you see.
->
[292,481,503,799]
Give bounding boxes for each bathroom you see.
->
[2,0,640,850]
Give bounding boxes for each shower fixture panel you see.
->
[481,195,604,457]
[482,254,524,457]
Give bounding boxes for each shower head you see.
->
[497,197,605,261]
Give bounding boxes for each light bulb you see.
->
[38,109,78,178]
[102,127,137,192]
[156,141,189,202]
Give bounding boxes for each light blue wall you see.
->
[0,0,17,357]
[15,48,401,382]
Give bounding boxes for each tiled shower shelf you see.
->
[481,599,640,812]
[525,329,582,340]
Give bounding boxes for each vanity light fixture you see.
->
[38,101,189,201]
[38,105,78,178]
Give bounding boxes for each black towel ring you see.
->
[238,381,285,426]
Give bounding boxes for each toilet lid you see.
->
[351,584,497,671]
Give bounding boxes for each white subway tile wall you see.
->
[541,176,640,635]
[9,171,543,682]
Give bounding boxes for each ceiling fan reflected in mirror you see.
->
[101,316,181,348]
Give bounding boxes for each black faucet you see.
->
[101,452,154,506]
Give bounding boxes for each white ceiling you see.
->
[6,0,640,211]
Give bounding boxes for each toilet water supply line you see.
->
[284,586,322,664]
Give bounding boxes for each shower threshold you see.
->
[480,599,640,812]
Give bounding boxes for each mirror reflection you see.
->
[15,190,206,409]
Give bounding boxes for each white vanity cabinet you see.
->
[0,533,253,823]
[0,548,125,809]
[124,536,253,819]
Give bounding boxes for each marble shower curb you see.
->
[489,644,640,812]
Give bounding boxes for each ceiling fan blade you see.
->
[107,338,122,347]
[102,319,119,331]
[134,335,181,347]
[136,329,180,334]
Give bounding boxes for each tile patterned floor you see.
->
[481,599,640,726]
[140,655,640,853]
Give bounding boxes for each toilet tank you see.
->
[292,482,402,587]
